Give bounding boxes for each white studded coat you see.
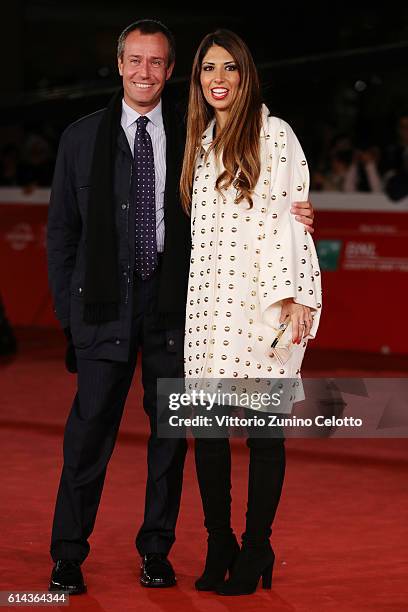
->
[184,105,322,385]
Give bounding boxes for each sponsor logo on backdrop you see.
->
[316,240,342,270]
[5,223,34,251]
[344,241,408,272]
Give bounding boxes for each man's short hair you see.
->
[117,19,176,66]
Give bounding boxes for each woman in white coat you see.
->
[180,29,322,596]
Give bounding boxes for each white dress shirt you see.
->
[121,98,166,252]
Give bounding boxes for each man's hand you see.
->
[291,199,315,234]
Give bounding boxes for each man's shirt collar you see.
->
[122,98,163,130]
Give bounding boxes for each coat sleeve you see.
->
[46,128,82,329]
[258,118,322,338]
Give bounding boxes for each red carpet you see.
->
[1,328,407,611]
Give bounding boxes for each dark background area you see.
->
[0,2,408,175]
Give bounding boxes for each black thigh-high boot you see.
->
[217,436,286,596]
[194,437,239,591]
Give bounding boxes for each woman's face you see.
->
[200,45,240,114]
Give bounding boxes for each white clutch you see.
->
[268,318,293,365]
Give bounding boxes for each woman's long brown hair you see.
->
[180,29,262,213]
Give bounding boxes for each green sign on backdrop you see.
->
[316,240,342,271]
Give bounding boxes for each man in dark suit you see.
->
[47,19,189,593]
[47,18,315,594]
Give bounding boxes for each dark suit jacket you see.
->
[47,93,191,361]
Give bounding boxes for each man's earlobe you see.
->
[166,62,175,80]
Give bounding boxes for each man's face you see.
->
[118,30,174,113]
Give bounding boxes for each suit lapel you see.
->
[117,126,132,158]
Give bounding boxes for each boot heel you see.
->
[195,534,239,591]
[261,561,273,589]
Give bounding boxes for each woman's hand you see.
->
[279,298,313,344]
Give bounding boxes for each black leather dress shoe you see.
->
[49,560,87,595]
[140,553,176,588]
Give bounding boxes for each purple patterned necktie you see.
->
[133,115,157,280]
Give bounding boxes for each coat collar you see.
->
[260,104,271,139]
[200,117,216,152]
[200,104,271,152]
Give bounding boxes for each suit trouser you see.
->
[50,269,187,563]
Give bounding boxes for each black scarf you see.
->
[83,89,123,324]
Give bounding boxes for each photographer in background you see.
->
[312,134,382,192]
[383,112,408,202]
